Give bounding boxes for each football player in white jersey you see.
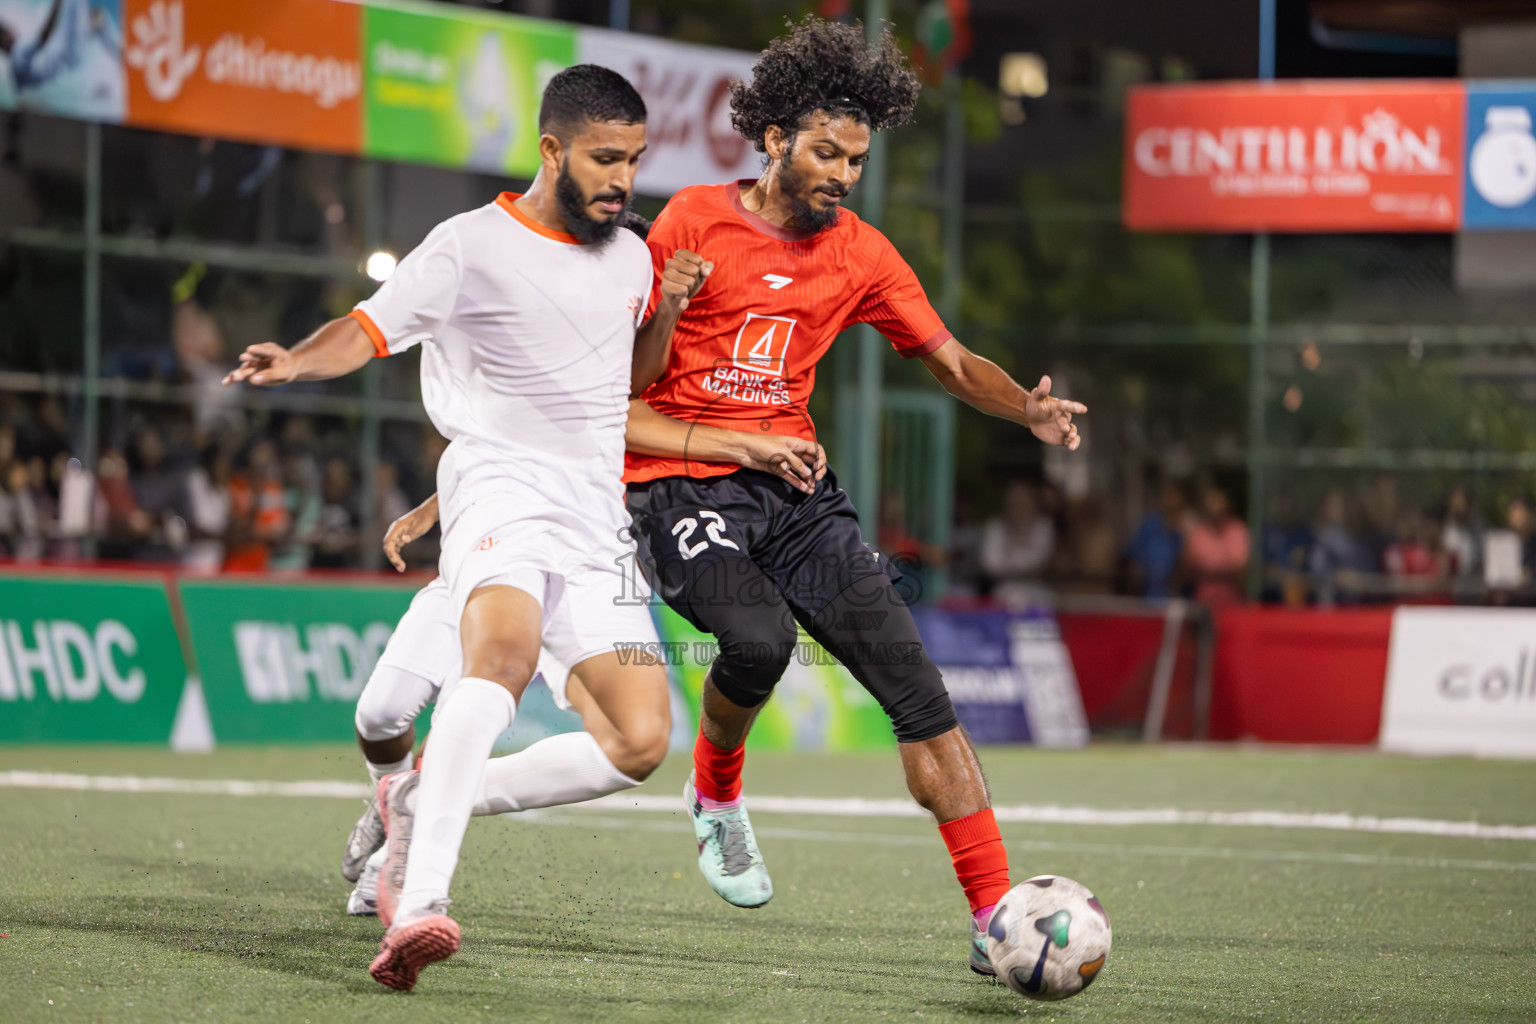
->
[339,404,829,918]
[224,65,717,991]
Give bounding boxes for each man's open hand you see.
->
[1023,375,1086,451]
[222,343,298,387]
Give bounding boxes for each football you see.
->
[985,876,1111,1001]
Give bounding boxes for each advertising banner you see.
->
[0,0,126,119]
[577,26,759,196]
[1125,81,1464,232]
[650,604,897,752]
[362,0,574,178]
[1380,607,1536,759]
[1463,83,1536,230]
[180,577,414,743]
[912,607,1088,748]
[0,572,187,742]
[121,0,361,153]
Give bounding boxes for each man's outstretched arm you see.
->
[222,315,376,387]
[918,337,1085,451]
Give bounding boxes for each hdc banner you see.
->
[0,572,187,742]
[179,578,415,743]
[1125,81,1464,232]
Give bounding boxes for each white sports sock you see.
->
[470,732,640,816]
[365,752,414,787]
[395,677,516,920]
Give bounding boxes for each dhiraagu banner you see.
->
[0,572,187,742]
[648,605,896,752]
[180,577,416,743]
[361,0,575,177]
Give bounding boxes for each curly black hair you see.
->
[730,16,920,154]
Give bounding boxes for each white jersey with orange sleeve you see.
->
[348,193,658,666]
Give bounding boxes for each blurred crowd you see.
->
[5,389,1534,605]
[0,394,442,573]
[942,475,1536,609]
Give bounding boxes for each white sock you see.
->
[365,752,414,788]
[395,677,516,920]
[470,732,640,816]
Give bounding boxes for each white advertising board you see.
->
[578,27,761,198]
[1380,607,1536,758]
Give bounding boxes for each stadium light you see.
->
[999,52,1048,100]
[365,251,398,282]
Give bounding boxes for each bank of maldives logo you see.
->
[1464,86,1536,229]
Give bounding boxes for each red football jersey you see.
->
[623,181,951,484]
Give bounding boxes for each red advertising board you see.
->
[1125,81,1464,232]
[122,0,362,154]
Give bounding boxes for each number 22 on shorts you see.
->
[672,510,740,560]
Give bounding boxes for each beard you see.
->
[555,161,630,248]
[779,147,849,233]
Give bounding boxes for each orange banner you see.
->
[1124,82,1464,232]
[123,0,361,153]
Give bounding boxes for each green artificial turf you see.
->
[0,744,1532,1023]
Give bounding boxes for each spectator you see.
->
[269,451,320,572]
[94,446,149,559]
[0,457,42,559]
[1182,484,1250,605]
[946,495,986,601]
[128,425,190,561]
[183,447,230,574]
[1126,481,1187,599]
[376,461,411,537]
[1262,493,1313,606]
[311,456,360,569]
[1310,489,1366,604]
[980,479,1055,609]
[1484,496,1535,597]
[225,439,289,571]
[1384,510,1444,583]
[1060,495,1118,595]
[1441,485,1482,578]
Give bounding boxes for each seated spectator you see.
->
[128,425,191,562]
[1441,485,1482,578]
[1484,496,1535,599]
[1057,494,1118,595]
[94,446,150,560]
[183,447,230,574]
[980,479,1055,609]
[1262,493,1313,606]
[311,456,359,569]
[1384,510,1445,584]
[1126,481,1187,599]
[1310,489,1366,604]
[225,439,289,572]
[1182,484,1249,605]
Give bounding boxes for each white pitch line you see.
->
[518,812,1536,874]
[4,770,1536,843]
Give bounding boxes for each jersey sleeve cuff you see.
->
[897,327,953,359]
[348,308,391,358]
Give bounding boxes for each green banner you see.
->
[0,573,187,742]
[650,606,895,752]
[362,0,576,178]
[180,578,416,744]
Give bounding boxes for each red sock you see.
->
[692,730,745,803]
[938,808,1012,913]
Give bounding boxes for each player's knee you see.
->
[712,617,797,708]
[353,670,424,741]
[605,715,670,781]
[462,649,539,696]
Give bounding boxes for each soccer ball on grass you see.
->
[985,875,1111,1001]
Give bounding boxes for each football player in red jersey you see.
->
[622,17,1085,976]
